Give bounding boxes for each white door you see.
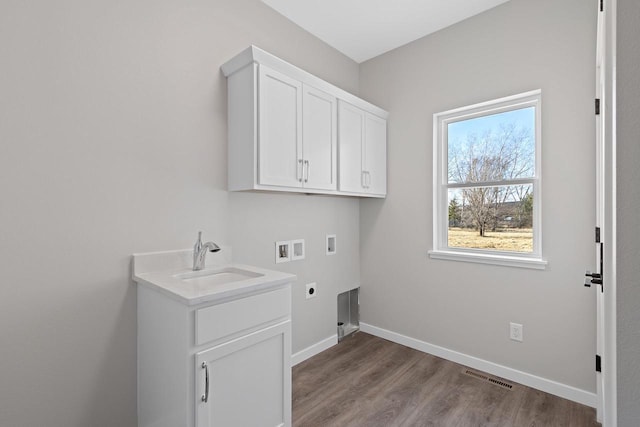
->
[364,113,387,196]
[302,84,337,190]
[338,101,366,193]
[195,321,291,427]
[258,65,303,188]
[588,0,608,422]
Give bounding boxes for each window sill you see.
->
[428,250,547,270]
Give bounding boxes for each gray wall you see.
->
[3,0,625,424]
[0,1,359,426]
[358,0,598,393]
[617,0,640,424]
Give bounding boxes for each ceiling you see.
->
[261,0,511,63]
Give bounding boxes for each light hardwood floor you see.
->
[292,332,600,427]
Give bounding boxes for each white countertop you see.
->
[132,248,296,306]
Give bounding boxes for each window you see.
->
[429,90,546,269]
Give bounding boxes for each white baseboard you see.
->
[291,334,338,366]
[360,322,597,408]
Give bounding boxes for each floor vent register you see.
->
[463,369,514,390]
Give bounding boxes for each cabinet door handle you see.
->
[362,171,370,188]
[297,159,303,182]
[304,160,310,183]
[201,361,209,403]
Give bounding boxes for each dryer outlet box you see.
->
[305,283,317,299]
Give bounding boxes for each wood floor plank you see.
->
[294,335,419,426]
[292,333,600,427]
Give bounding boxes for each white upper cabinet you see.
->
[222,46,387,198]
[338,101,387,196]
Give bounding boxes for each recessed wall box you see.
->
[337,287,359,341]
[326,234,336,255]
[275,241,291,264]
[291,239,305,261]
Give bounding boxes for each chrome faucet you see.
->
[193,231,221,271]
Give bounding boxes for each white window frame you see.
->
[429,90,547,270]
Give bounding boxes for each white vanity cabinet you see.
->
[134,250,295,427]
[137,285,292,427]
[222,46,386,198]
[337,101,387,197]
[194,287,291,427]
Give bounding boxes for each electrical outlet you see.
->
[305,283,317,299]
[510,322,523,342]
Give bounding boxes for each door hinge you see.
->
[600,0,604,12]
[595,227,601,243]
[596,354,602,372]
[595,98,601,115]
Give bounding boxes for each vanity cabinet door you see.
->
[195,321,291,427]
[258,65,303,188]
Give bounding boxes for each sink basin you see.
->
[133,249,297,305]
[174,267,263,287]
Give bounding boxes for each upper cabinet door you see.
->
[258,65,303,188]
[364,113,387,196]
[337,101,365,193]
[302,85,337,191]
[338,101,387,196]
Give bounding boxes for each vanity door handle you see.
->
[304,160,310,183]
[201,362,209,403]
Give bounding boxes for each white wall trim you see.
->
[360,323,597,408]
[428,250,548,270]
[291,335,337,366]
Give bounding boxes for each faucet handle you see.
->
[193,231,203,271]
[194,231,203,253]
